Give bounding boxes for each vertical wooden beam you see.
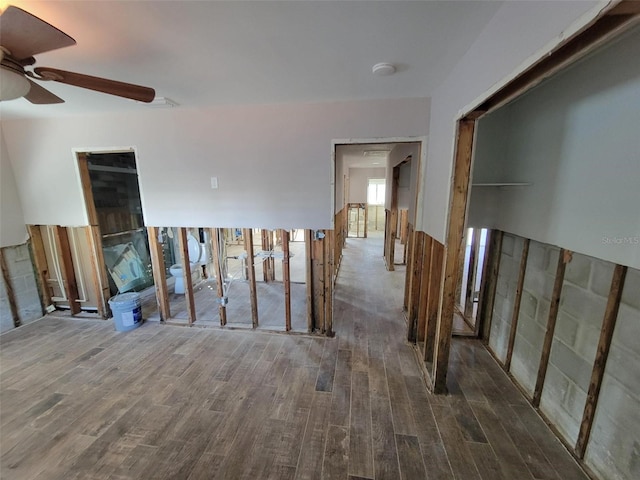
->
[533,248,570,406]
[324,229,334,336]
[84,226,107,319]
[26,225,53,311]
[305,229,314,332]
[0,248,21,327]
[312,233,326,333]
[407,231,424,342]
[244,228,259,328]
[505,238,530,371]
[575,264,627,458]
[424,240,445,364]
[76,153,99,226]
[363,204,368,238]
[463,228,481,320]
[281,230,291,331]
[177,227,196,326]
[478,230,503,340]
[210,228,227,326]
[416,235,433,343]
[148,226,170,321]
[403,224,414,310]
[433,119,475,394]
[53,226,81,315]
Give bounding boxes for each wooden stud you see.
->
[84,226,107,319]
[505,238,530,371]
[0,248,21,327]
[416,234,433,343]
[533,248,570,406]
[575,264,627,458]
[76,153,99,226]
[305,229,314,332]
[52,226,81,315]
[26,225,53,311]
[463,228,481,320]
[363,204,368,238]
[147,226,170,321]
[243,229,259,328]
[478,230,503,340]
[312,233,326,333]
[281,229,292,331]
[403,224,414,310]
[210,228,227,326]
[324,229,334,336]
[424,239,445,364]
[407,231,424,342]
[177,228,196,326]
[433,119,475,394]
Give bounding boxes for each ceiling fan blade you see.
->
[0,6,76,60]
[24,79,64,104]
[34,67,155,103]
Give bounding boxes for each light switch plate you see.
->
[211,176,218,189]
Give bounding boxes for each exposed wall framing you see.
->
[148,226,170,321]
[0,248,21,327]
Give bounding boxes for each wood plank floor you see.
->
[0,237,588,480]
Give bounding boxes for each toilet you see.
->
[169,233,206,294]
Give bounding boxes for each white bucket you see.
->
[108,292,143,332]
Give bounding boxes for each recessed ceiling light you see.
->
[372,63,396,76]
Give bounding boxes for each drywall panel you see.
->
[2,97,429,230]
[348,167,385,204]
[494,26,640,269]
[386,143,420,222]
[585,266,640,480]
[421,0,602,242]
[0,128,27,247]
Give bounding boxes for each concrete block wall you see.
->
[539,253,614,445]
[0,243,43,333]
[510,241,559,396]
[488,233,525,362]
[585,266,640,480]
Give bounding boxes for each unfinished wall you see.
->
[469,25,640,269]
[488,232,525,362]
[510,240,559,396]
[0,128,27,248]
[0,244,42,333]
[2,97,429,230]
[539,253,614,445]
[585,267,640,480]
[386,142,420,223]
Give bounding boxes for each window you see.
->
[367,178,385,205]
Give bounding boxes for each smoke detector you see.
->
[372,63,396,76]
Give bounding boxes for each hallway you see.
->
[0,237,589,479]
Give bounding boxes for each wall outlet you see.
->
[210,177,218,189]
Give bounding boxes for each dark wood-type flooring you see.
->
[0,237,588,479]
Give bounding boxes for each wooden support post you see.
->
[403,224,414,310]
[463,228,481,320]
[210,228,227,326]
[26,225,53,312]
[311,232,326,333]
[424,240,445,364]
[478,230,503,340]
[305,229,314,332]
[416,235,433,343]
[533,248,570,406]
[407,231,424,342]
[505,238,530,371]
[0,248,20,327]
[84,226,107,319]
[281,230,292,331]
[363,204,368,238]
[433,119,475,394]
[147,226,170,321]
[244,229,259,328]
[177,227,196,326]
[53,226,81,315]
[324,229,334,336]
[575,264,627,458]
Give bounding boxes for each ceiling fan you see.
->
[0,5,155,104]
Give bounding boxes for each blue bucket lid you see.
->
[109,292,140,304]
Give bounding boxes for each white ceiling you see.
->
[0,0,502,119]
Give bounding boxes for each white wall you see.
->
[2,97,429,230]
[386,142,421,224]
[0,127,27,247]
[471,25,640,269]
[421,0,603,242]
[348,167,385,204]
